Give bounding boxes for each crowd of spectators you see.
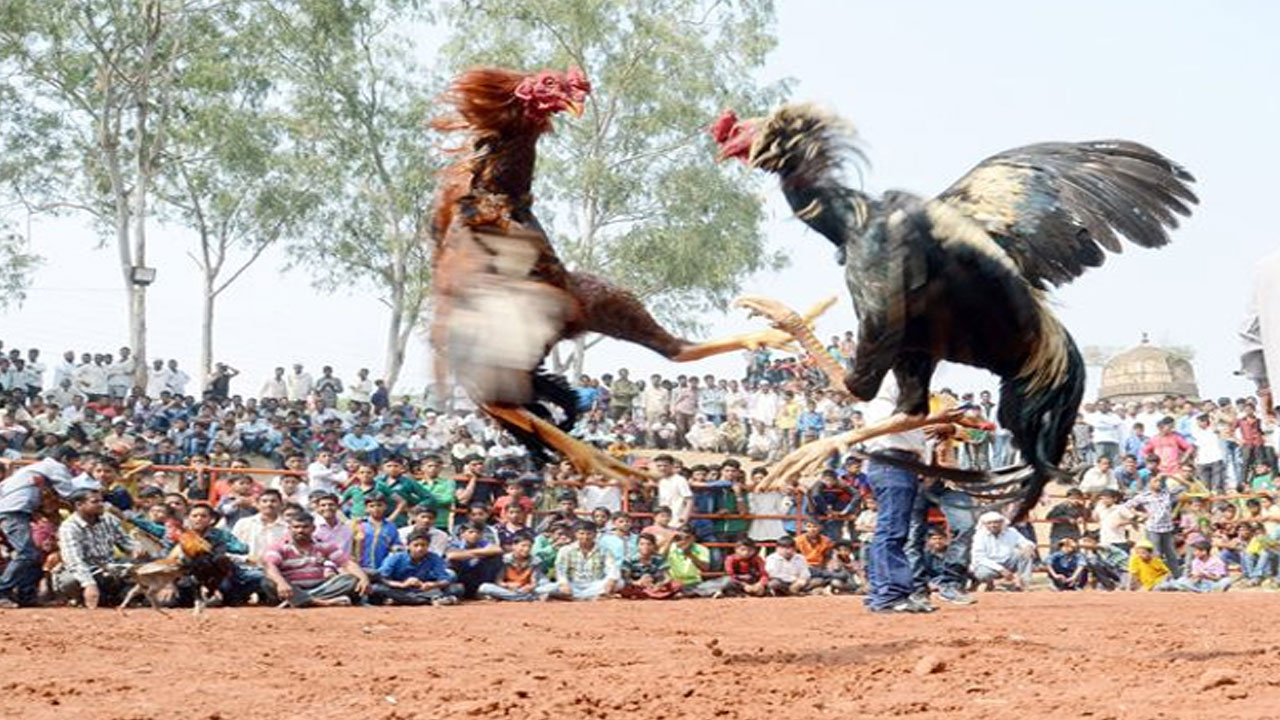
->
[1,336,1278,610]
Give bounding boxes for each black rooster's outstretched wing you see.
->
[935,141,1197,288]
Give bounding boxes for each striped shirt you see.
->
[1124,490,1175,533]
[58,513,135,586]
[262,537,347,586]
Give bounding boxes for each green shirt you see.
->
[385,476,433,527]
[665,543,710,585]
[340,481,391,519]
[532,535,563,577]
[421,478,458,529]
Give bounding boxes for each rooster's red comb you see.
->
[711,109,740,144]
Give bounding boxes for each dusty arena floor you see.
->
[3,593,1278,720]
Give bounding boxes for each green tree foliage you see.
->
[266,0,438,392]
[0,0,252,385]
[0,217,42,310]
[439,0,789,373]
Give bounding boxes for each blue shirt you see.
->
[354,519,400,569]
[598,532,639,566]
[377,550,449,583]
[1047,549,1083,577]
[797,411,825,435]
[1123,435,1148,460]
[342,433,379,453]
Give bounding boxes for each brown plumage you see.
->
[428,68,801,475]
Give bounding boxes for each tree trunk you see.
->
[200,271,215,380]
[384,282,406,394]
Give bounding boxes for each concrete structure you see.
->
[1097,336,1199,404]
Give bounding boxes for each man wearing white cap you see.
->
[970,511,1037,591]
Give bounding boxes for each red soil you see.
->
[2,592,1277,720]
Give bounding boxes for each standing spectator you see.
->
[0,446,80,606]
[350,493,399,571]
[204,363,239,401]
[24,348,44,397]
[1190,413,1228,495]
[1044,488,1089,547]
[608,369,638,423]
[52,350,77,390]
[259,367,287,400]
[1086,400,1124,463]
[164,359,190,397]
[1093,489,1137,553]
[1142,417,1193,476]
[145,359,170,399]
[1123,422,1149,461]
[970,512,1036,591]
[315,366,344,407]
[1124,475,1180,575]
[261,511,370,607]
[348,368,373,404]
[286,364,313,402]
[653,454,692,527]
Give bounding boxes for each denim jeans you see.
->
[1198,461,1227,496]
[907,485,975,593]
[865,458,918,609]
[476,582,539,602]
[0,512,41,604]
[1148,530,1180,577]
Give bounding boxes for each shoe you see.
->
[907,597,938,613]
[432,596,459,606]
[937,586,976,606]
[868,598,932,614]
[908,590,930,605]
[0,597,18,609]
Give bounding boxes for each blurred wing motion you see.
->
[936,141,1196,289]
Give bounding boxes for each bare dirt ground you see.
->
[2,592,1277,720]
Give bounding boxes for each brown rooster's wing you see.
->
[934,141,1197,289]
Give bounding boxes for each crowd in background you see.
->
[1,336,1278,610]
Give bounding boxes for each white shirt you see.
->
[1189,424,1224,464]
[231,513,289,562]
[146,367,171,398]
[861,375,926,457]
[970,526,1035,573]
[260,377,287,399]
[108,356,134,388]
[349,377,373,403]
[24,360,45,388]
[307,462,344,495]
[764,551,810,582]
[287,372,314,401]
[657,474,693,524]
[52,360,77,388]
[1079,467,1119,494]
[1087,411,1123,445]
[75,363,108,395]
[1095,503,1135,547]
[166,368,190,395]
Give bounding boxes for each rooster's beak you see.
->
[566,100,585,118]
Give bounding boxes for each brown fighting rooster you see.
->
[429,67,825,479]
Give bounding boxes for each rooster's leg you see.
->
[762,407,969,490]
[568,273,832,362]
[482,404,651,485]
[733,295,845,389]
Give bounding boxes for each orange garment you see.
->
[796,533,833,567]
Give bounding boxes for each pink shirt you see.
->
[1190,555,1226,580]
[263,537,347,586]
[313,513,353,556]
[1143,433,1191,475]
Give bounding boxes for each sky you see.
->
[3,0,1277,400]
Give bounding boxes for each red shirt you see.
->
[724,554,767,584]
[1239,416,1264,447]
[492,495,536,519]
[1143,433,1193,475]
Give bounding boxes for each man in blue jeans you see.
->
[859,374,958,614]
[0,446,80,607]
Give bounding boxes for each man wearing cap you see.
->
[969,512,1037,591]
[0,445,80,607]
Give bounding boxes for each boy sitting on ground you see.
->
[826,539,862,594]
[618,533,680,599]
[1078,533,1126,590]
[477,535,543,602]
[764,536,812,596]
[1045,537,1087,591]
[369,530,458,606]
[720,538,769,597]
[1126,539,1172,592]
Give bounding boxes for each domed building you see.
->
[1097,336,1199,404]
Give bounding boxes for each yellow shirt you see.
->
[775,401,800,430]
[1128,553,1171,589]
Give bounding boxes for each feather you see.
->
[937,140,1197,288]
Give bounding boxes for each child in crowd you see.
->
[369,530,457,606]
[764,536,812,596]
[1045,537,1087,590]
[618,533,680,599]
[477,535,542,602]
[351,492,399,571]
[826,539,862,594]
[1078,533,1125,590]
[720,538,768,597]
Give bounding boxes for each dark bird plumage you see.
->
[717,104,1196,518]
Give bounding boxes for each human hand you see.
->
[82,583,100,609]
[355,576,371,595]
[275,579,294,601]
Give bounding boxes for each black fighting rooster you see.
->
[715,104,1196,517]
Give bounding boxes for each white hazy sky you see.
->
[3,0,1276,400]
